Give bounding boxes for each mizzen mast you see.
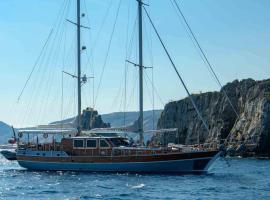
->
[77,0,82,133]
[138,0,144,146]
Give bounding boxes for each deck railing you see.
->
[18,141,221,157]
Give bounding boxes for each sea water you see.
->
[0,155,269,200]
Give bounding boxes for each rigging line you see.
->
[143,73,154,107]
[17,28,54,102]
[38,0,69,124]
[123,15,138,126]
[20,0,68,126]
[124,63,127,126]
[23,0,69,124]
[129,14,138,55]
[172,0,239,118]
[142,10,155,129]
[88,0,121,125]
[123,5,139,126]
[40,1,72,125]
[64,32,77,69]
[126,14,138,65]
[42,17,67,122]
[118,80,126,114]
[110,70,125,110]
[82,0,93,76]
[62,74,75,119]
[62,0,71,67]
[82,1,111,106]
[146,4,154,68]
[144,70,164,106]
[125,0,131,56]
[145,1,155,129]
[123,0,132,127]
[125,11,139,71]
[85,0,113,68]
[127,71,139,109]
[61,0,71,121]
[143,72,155,130]
[93,0,122,108]
[22,28,55,125]
[142,13,152,66]
[16,31,51,126]
[143,7,210,134]
[124,17,138,65]
[124,64,127,127]
[92,67,95,109]
[66,79,76,119]
[60,35,76,118]
[169,0,209,72]
[82,0,91,32]
[151,68,155,129]
[61,72,64,127]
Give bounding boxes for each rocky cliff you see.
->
[157,78,270,155]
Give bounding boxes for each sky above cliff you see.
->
[0,0,270,127]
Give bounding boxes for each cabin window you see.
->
[99,139,110,148]
[73,139,84,148]
[86,139,97,148]
[110,138,129,147]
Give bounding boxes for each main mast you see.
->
[77,0,82,133]
[138,0,144,145]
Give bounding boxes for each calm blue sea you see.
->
[0,155,269,200]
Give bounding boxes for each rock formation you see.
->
[157,78,270,155]
[81,107,110,130]
[48,108,110,130]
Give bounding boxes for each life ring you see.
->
[43,133,48,139]
[18,132,23,138]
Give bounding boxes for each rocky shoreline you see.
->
[155,78,270,156]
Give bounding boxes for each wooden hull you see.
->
[17,150,220,174]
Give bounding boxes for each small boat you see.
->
[0,144,17,161]
[0,150,17,161]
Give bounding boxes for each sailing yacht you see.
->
[14,0,220,174]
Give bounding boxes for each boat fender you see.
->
[8,138,16,144]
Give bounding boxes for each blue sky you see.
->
[0,0,270,127]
